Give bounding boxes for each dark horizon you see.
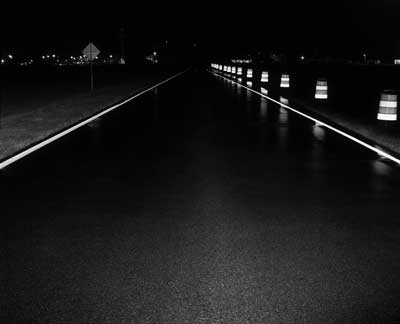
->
[2,0,400,60]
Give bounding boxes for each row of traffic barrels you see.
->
[212,64,329,99]
[210,63,398,123]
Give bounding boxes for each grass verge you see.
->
[0,72,175,161]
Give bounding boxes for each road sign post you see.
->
[82,42,100,91]
[90,61,94,91]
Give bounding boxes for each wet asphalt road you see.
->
[3,70,400,324]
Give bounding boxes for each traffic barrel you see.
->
[280,74,290,88]
[237,67,243,76]
[247,68,253,79]
[315,79,328,99]
[377,90,397,121]
[261,71,269,83]
[232,66,236,75]
[227,66,232,73]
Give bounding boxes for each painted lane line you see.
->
[0,69,189,170]
[211,70,400,165]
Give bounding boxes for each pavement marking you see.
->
[0,69,189,170]
[211,70,400,165]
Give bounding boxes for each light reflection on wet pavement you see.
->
[3,71,400,324]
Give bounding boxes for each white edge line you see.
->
[211,70,400,165]
[0,69,189,170]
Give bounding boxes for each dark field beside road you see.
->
[0,63,182,160]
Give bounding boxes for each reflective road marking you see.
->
[0,69,189,170]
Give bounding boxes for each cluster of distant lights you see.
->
[41,54,116,66]
[0,54,34,66]
[0,53,117,66]
[145,51,158,64]
[231,59,252,64]
[1,54,14,64]
[216,55,400,65]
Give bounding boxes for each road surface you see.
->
[3,70,400,324]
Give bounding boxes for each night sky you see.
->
[2,0,400,59]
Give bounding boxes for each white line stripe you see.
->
[0,69,189,170]
[212,71,400,165]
